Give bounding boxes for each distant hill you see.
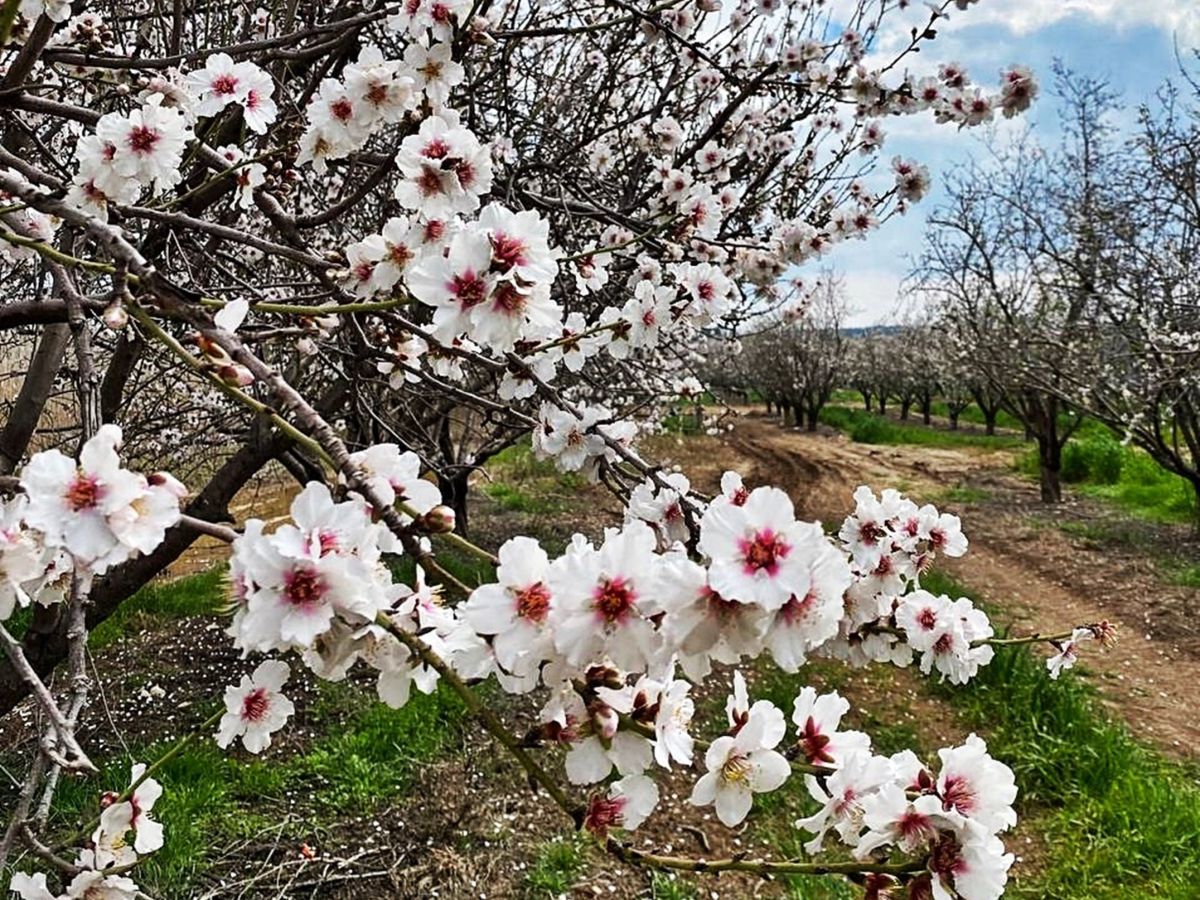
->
[843,325,902,338]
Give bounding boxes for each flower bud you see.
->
[218,363,255,387]
[102,302,128,330]
[420,505,456,534]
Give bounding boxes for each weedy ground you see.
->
[2,412,1199,898]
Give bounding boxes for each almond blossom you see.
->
[461,536,556,681]
[548,522,665,673]
[20,425,181,574]
[699,485,824,610]
[790,688,871,768]
[216,659,296,753]
[582,774,659,837]
[690,688,790,826]
[98,763,164,856]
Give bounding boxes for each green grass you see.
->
[1018,430,1198,525]
[4,568,228,645]
[934,484,993,504]
[1170,565,1200,588]
[89,568,227,647]
[662,411,704,435]
[928,400,1024,431]
[40,678,470,895]
[819,406,1024,450]
[919,569,1200,898]
[484,480,559,513]
[482,439,588,520]
[524,835,586,897]
[650,872,700,899]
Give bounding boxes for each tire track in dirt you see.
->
[726,414,1200,759]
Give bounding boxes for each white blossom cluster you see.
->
[12,765,166,900]
[2,425,184,621]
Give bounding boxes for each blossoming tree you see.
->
[0,0,1113,895]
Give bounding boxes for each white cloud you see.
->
[957,0,1199,46]
[837,268,907,327]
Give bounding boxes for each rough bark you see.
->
[0,324,70,475]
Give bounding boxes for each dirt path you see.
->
[718,414,1200,760]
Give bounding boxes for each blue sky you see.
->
[828,1,1200,325]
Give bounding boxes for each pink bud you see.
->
[102,302,128,330]
[218,364,255,387]
[420,505,456,534]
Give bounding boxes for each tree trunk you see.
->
[782,404,795,427]
[983,408,997,435]
[921,394,932,426]
[860,390,871,411]
[0,323,70,475]
[1038,436,1063,503]
[438,468,472,538]
[878,396,886,415]
[1191,478,1200,537]
[805,407,819,431]
[900,399,912,421]
[949,411,960,431]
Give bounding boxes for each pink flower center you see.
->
[389,243,413,266]
[241,686,270,722]
[515,582,551,623]
[940,774,977,816]
[779,590,816,624]
[417,167,445,197]
[929,833,968,877]
[592,576,636,623]
[739,528,789,575]
[798,716,834,764]
[897,809,933,843]
[367,82,390,106]
[858,520,885,545]
[490,233,527,270]
[491,282,526,314]
[450,270,488,308]
[316,530,340,556]
[455,160,477,189]
[423,220,446,242]
[65,473,103,511]
[127,125,161,155]
[916,607,937,631]
[583,794,626,836]
[284,566,325,608]
[210,73,239,95]
[422,138,450,160]
[330,98,354,122]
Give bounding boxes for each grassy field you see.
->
[1015,423,1198,526]
[818,405,1026,449]
[819,398,1198,527]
